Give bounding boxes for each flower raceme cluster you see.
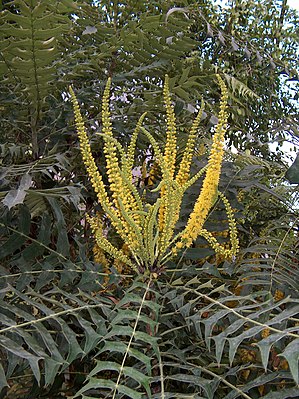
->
[69,75,239,274]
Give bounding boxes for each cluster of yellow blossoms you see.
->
[69,74,239,274]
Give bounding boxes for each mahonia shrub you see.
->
[69,75,239,275]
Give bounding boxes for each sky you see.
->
[287,0,299,11]
[215,0,298,161]
[277,0,298,161]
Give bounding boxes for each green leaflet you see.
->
[75,277,159,399]
[75,378,143,399]
[88,361,151,397]
[0,363,9,393]
[0,1,73,107]
[0,334,42,384]
[279,339,299,384]
[0,205,30,260]
[285,153,299,184]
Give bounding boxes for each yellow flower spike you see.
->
[101,79,142,232]
[173,74,229,252]
[124,112,147,179]
[120,171,144,214]
[158,179,173,253]
[163,100,205,243]
[218,191,239,257]
[69,86,115,221]
[143,200,161,265]
[181,164,208,192]
[158,179,184,256]
[70,84,142,258]
[198,229,233,258]
[163,74,177,180]
[88,215,138,272]
[176,99,205,186]
[140,124,174,255]
[101,78,128,202]
[140,127,167,173]
[158,75,178,248]
[116,197,144,254]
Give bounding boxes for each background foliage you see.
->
[0,0,298,398]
